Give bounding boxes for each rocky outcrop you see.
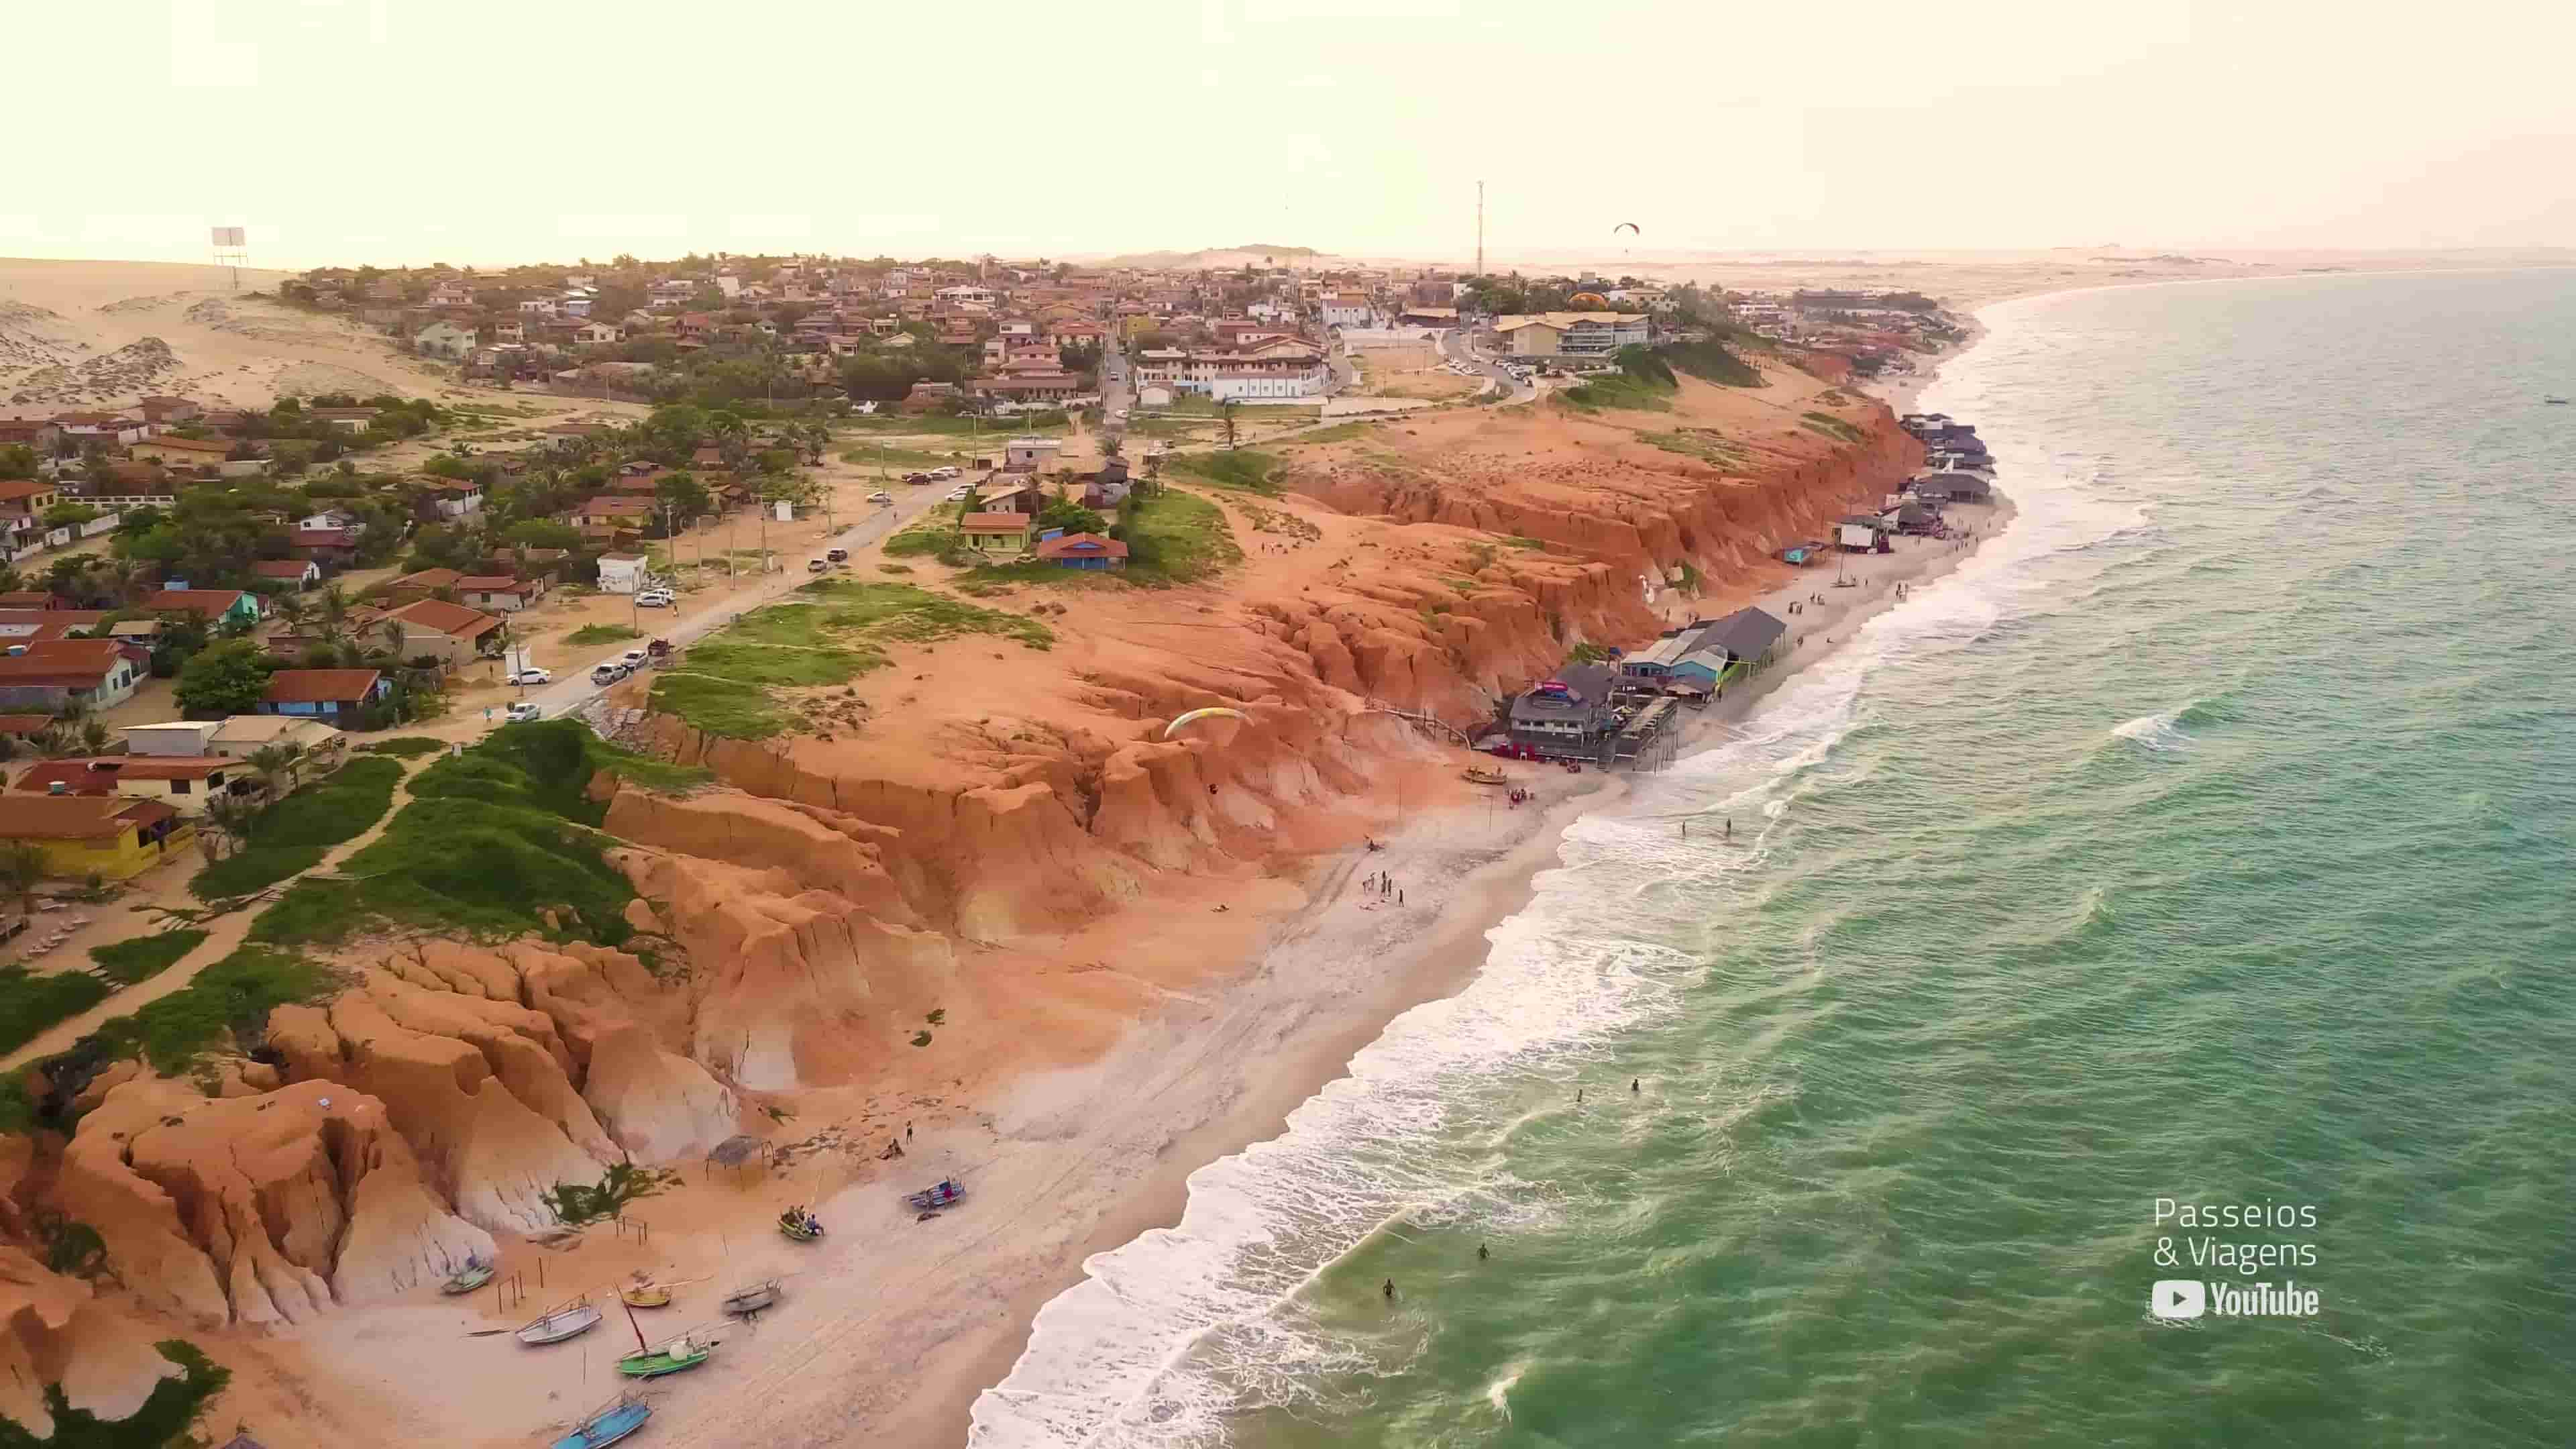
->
[52,1077,492,1328]
[0,1246,182,1434]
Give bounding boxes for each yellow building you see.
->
[0,795,195,880]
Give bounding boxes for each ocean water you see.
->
[968,269,2576,1448]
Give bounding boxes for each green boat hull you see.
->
[617,1347,710,1379]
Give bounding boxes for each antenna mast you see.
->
[1475,182,1485,276]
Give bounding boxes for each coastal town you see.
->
[0,244,1990,1449]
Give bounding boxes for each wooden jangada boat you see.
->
[441,1257,493,1295]
[620,1272,674,1309]
[721,1278,780,1316]
[549,1393,651,1449]
[517,1296,603,1346]
[614,1297,718,1379]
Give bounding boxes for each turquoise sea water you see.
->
[970,269,2576,1447]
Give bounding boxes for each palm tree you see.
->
[77,718,107,755]
[0,841,47,920]
[246,741,305,798]
[313,585,354,651]
[378,619,409,663]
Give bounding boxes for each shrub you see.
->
[89,929,208,985]
[191,756,404,900]
[0,967,111,1057]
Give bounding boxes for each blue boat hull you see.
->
[551,1402,650,1449]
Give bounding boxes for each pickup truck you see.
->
[590,662,628,686]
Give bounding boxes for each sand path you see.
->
[0,751,435,1071]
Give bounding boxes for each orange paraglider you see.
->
[1569,292,1610,308]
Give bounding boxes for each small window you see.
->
[170,778,192,795]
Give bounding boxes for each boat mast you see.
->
[622,1297,648,1354]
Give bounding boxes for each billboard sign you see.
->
[210,226,246,248]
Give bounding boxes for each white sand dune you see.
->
[0,258,444,411]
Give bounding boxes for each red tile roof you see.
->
[961,512,1033,534]
[261,669,383,704]
[0,714,57,735]
[383,598,502,639]
[16,757,235,792]
[1034,531,1128,561]
[0,794,174,841]
[140,589,249,619]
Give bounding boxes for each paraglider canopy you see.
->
[1165,706,1250,739]
[1613,222,1640,234]
[1569,292,1609,307]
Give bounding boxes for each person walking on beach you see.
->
[1479,1243,1490,1263]
[1631,1078,1640,1094]
[1724,818,1733,839]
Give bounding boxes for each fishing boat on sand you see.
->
[441,1257,492,1295]
[618,1328,718,1379]
[777,1205,822,1241]
[721,1279,780,1316]
[1460,766,1510,786]
[904,1178,965,1212]
[549,1393,651,1449]
[517,1297,604,1346]
[620,1271,684,1308]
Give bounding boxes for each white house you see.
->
[517,298,559,317]
[597,553,649,594]
[414,321,477,359]
[935,284,998,307]
[573,320,623,345]
[1319,292,1378,328]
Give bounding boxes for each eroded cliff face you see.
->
[33,938,739,1333]
[5,372,1913,1353]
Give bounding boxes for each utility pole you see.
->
[1476,180,1485,277]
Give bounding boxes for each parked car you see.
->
[635,588,674,608]
[619,649,649,667]
[902,471,934,484]
[505,702,543,722]
[945,486,973,502]
[825,547,849,562]
[506,667,552,686]
[867,490,893,504]
[806,559,828,573]
[929,466,961,480]
[590,662,627,686]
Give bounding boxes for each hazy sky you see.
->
[8,0,2573,269]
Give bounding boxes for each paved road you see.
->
[1438,325,1536,402]
[502,478,961,723]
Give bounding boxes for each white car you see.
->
[619,648,649,667]
[929,466,961,480]
[867,490,894,504]
[505,702,543,722]
[945,486,973,502]
[635,588,674,608]
[590,662,629,686]
[506,667,552,686]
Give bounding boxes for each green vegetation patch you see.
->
[1165,449,1283,495]
[1121,488,1242,586]
[0,967,111,1057]
[1660,339,1765,388]
[0,1340,231,1449]
[650,583,1053,739]
[357,735,448,758]
[1638,428,1747,467]
[191,756,405,900]
[1286,420,1383,446]
[248,721,700,949]
[86,945,336,1073]
[566,623,644,646]
[1801,411,1868,444]
[89,929,209,986]
[839,444,959,468]
[1557,346,1679,413]
[883,513,965,559]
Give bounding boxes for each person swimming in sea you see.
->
[1383,1278,1397,1301]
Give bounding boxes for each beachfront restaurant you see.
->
[1507,663,1615,756]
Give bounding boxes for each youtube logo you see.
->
[2150,1280,2206,1320]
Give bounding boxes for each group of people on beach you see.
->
[1362,869,1402,905]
